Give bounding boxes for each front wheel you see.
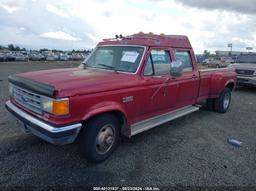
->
[78,114,120,162]
[214,88,231,113]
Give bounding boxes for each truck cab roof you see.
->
[98,33,192,49]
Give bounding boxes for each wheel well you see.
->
[226,83,235,91]
[109,111,126,126]
[81,110,129,137]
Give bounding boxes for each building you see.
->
[215,50,256,56]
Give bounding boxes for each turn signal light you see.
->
[52,99,69,115]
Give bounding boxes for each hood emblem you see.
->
[21,95,29,103]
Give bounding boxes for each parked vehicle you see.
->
[229,54,256,87]
[14,52,29,61]
[5,52,16,61]
[46,53,59,61]
[202,58,212,65]
[207,59,229,68]
[0,53,6,62]
[223,57,235,64]
[71,53,83,61]
[59,53,70,61]
[5,33,236,162]
[196,55,207,64]
[29,53,45,61]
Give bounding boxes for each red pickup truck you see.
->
[5,33,236,162]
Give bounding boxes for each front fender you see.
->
[81,101,128,123]
[224,79,235,90]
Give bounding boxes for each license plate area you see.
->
[15,118,30,133]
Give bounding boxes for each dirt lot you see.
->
[0,61,256,190]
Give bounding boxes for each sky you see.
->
[0,0,255,53]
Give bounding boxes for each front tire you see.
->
[214,88,231,113]
[78,114,120,162]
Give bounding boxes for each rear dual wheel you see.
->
[206,88,231,113]
[214,88,231,113]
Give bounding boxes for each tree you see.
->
[203,50,211,57]
[8,44,15,51]
[0,45,6,50]
[7,44,23,51]
[40,48,49,52]
[15,46,20,51]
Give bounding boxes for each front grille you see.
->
[13,86,42,114]
[235,69,254,75]
[237,78,249,83]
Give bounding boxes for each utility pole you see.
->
[228,43,232,56]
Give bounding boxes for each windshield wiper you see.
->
[98,64,118,73]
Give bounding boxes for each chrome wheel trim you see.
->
[96,124,115,155]
[223,93,230,110]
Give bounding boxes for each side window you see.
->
[144,56,154,76]
[175,51,193,72]
[144,49,171,76]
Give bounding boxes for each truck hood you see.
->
[231,63,256,70]
[17,67,140,97]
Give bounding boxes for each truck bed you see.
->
[197,67,236,102]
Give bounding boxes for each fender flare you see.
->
[81,101,128,121]
[224,79,235,90]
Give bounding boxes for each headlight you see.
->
[41,97,69,115]
[9,83,14,96]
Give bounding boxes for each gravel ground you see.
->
[0,61,256,190]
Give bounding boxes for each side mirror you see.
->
[170,61,183,77]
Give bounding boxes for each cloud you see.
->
[87,33,102,43]
[0,0,255,53]
[0,2,19,13]
[46,4,69,18]
[40,31,82,41]
[0,0,96,50]
[175,0,256,15]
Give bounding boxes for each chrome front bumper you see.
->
[237,76,256,86]
[5,100,82,145]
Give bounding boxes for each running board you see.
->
[131,105,200,136]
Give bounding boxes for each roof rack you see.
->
[129,36,160,41]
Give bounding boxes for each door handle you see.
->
[192,74,197,78]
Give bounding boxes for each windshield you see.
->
[82,46,145,73]
[237,55,256,64]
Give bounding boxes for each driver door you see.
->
[138,48,179,118]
